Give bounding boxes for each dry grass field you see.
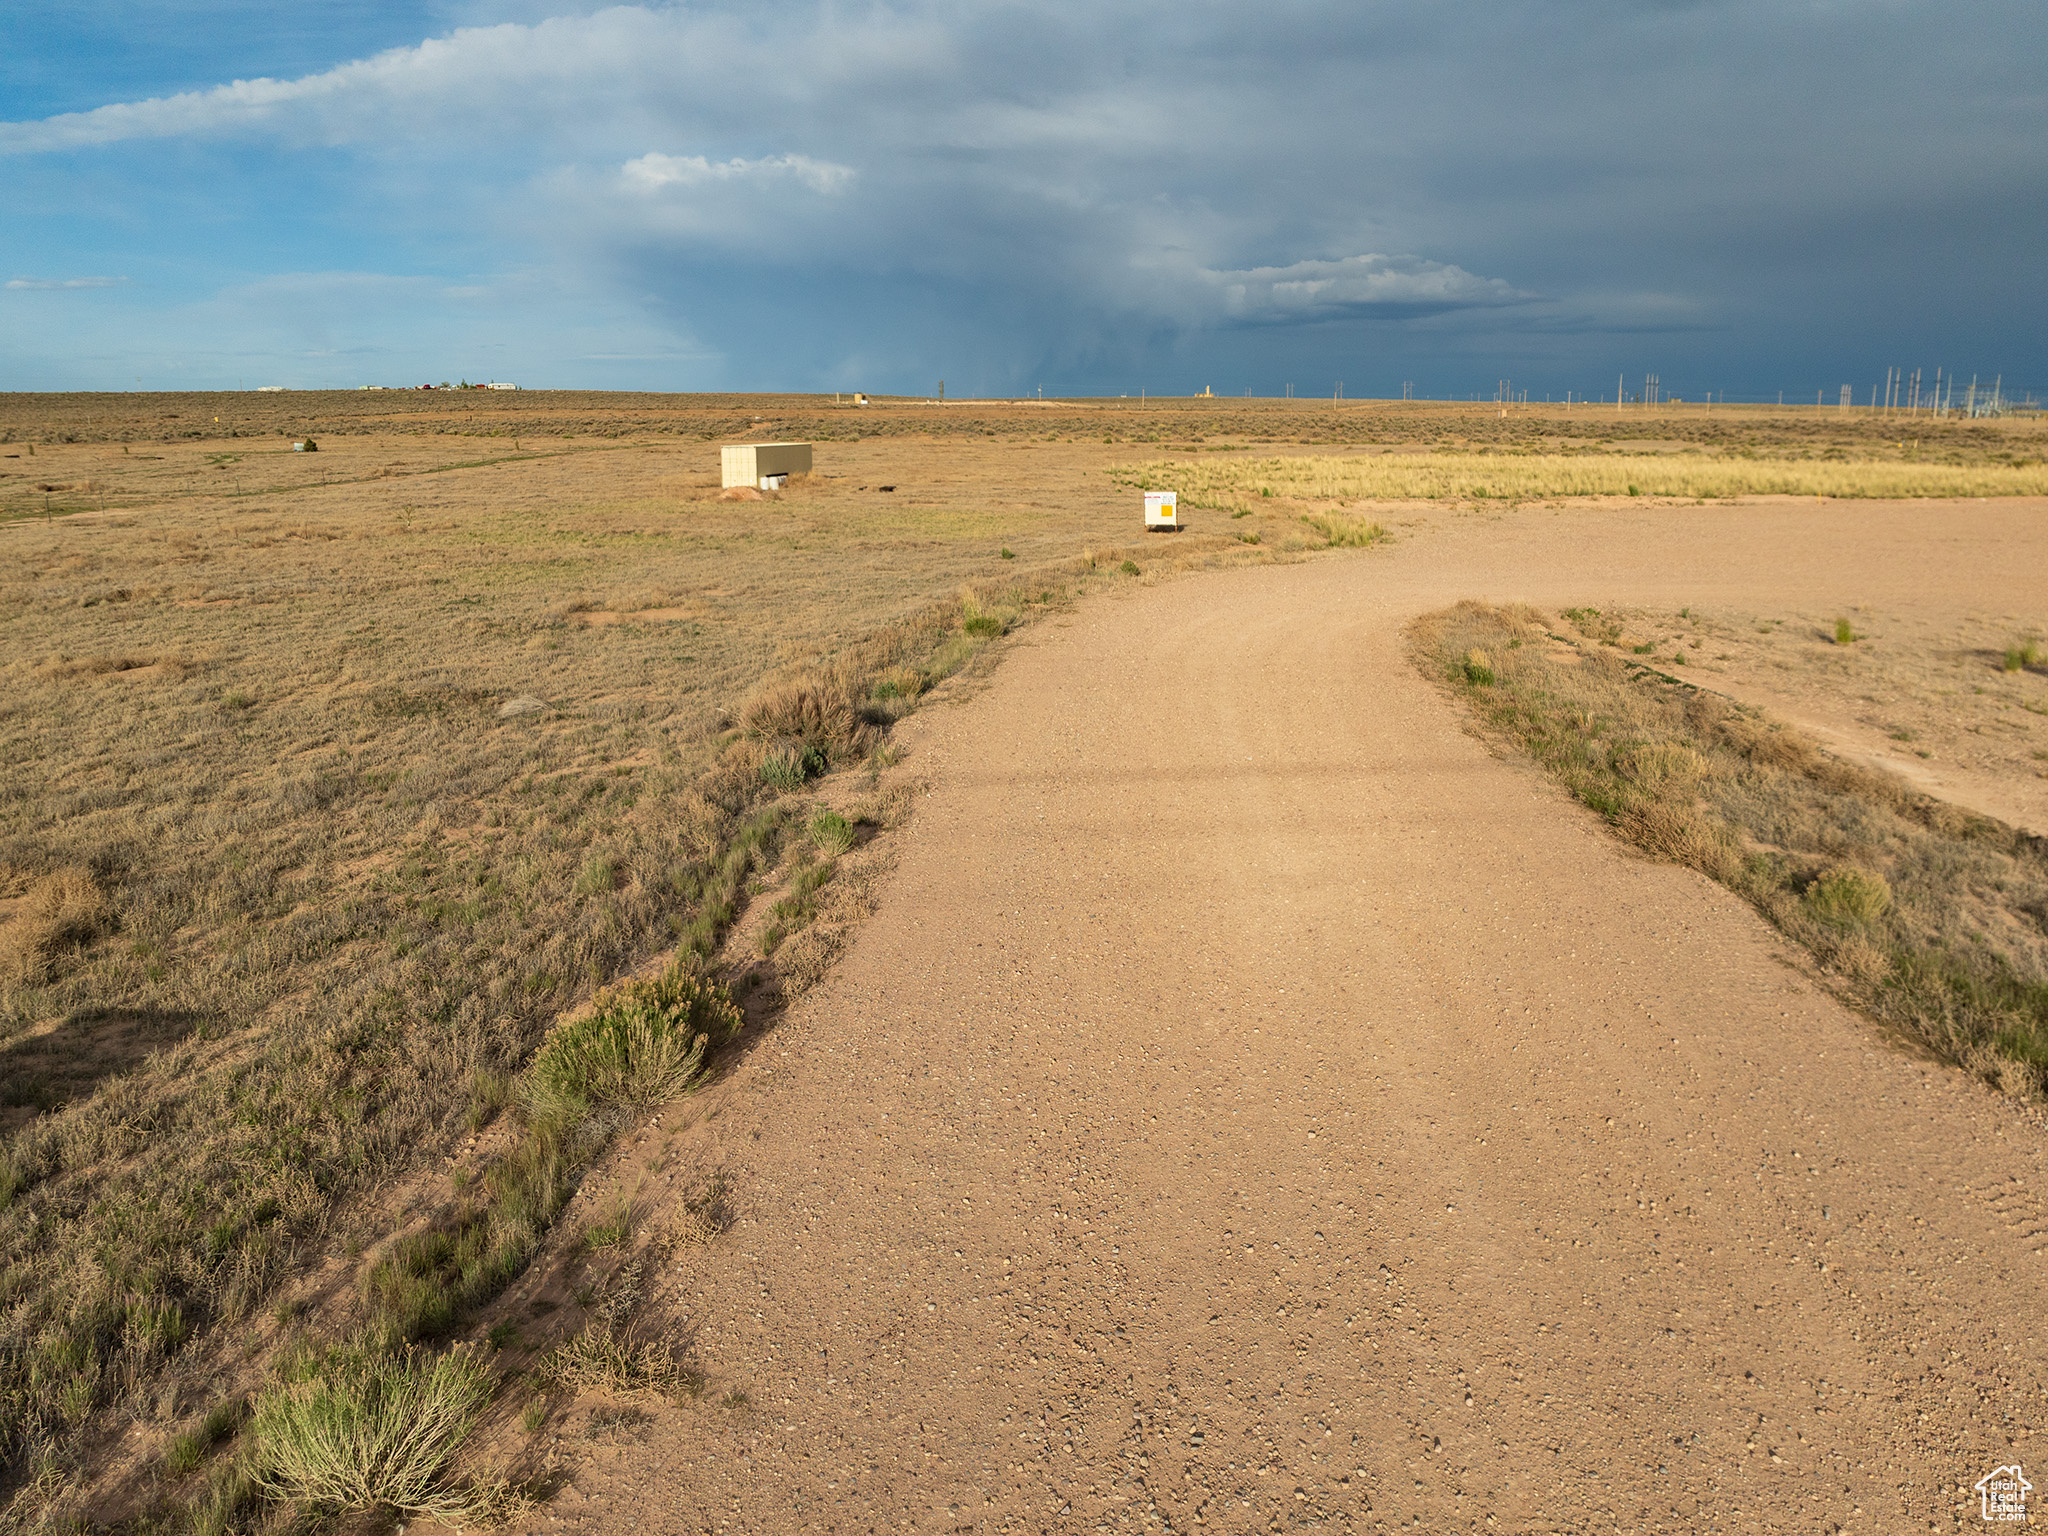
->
[1123,449,2048,510]
[1413,601,2048,1099]
[0,390,2043,1530]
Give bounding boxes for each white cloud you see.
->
[7,276,128,290]
[1207,255,1529,322]
[0,8,677,155]
[620,153,854,197]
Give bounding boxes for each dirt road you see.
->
[547,500,2048,1534]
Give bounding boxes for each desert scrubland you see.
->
[1,391,2045,1532]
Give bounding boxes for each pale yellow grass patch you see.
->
[1124,452,2048,506]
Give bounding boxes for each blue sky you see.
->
[4,1,2044,399]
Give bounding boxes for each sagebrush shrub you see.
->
[1805,867,1892,926]
[525,967,742,1118]
[248,1346,496,1517]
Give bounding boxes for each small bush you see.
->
[520,974,737,1130]
[1118,560,1140,576]
[809,809,855,856]
[248,1346,500,1518]
[526,967,740,1120]
[536,1324,688,1398]
[1459,649,1495,686]
[759,745,818,792]
[1805,867,1892,926]
[2003,640,2042,672]
[739,675,862,762]
[1833,616,1856,645]
[999,547,1015,559]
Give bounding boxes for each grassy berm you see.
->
[0,408,1316,1528]
[1415,602,2048,1098]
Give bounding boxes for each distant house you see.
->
[484,382,519,390]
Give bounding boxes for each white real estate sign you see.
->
[1143,490,1180,530]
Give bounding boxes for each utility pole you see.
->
[1617,372,1624,411]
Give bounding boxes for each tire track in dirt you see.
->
[537,500,2048,1535]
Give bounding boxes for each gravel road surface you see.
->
[537,499,2048,1534]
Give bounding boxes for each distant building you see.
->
[485,382,519,390]
[721,442,813,489]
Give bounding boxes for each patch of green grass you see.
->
[466,1067,514,1132]
[582,1189,633,1251]
[164,1397,246,1476]
[809,808,855,857]
[1118,560,1140,576]
[765,855,837,949]
[1833,616,1857,645]
[2003,639,2042,672]
[361,964,741,1348]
